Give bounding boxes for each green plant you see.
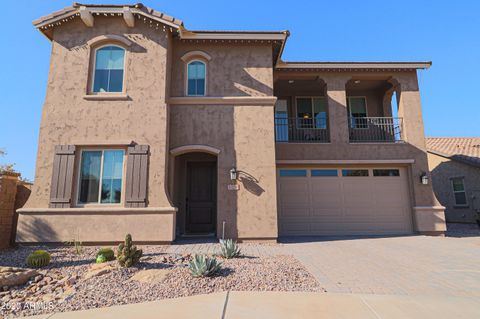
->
[188,255,222,277]
[96,255,107,263]
[26,250,51,268]
[217,239,241,259]
[96,247,115,262]
[64,229,83,255]
[117,234,143,267]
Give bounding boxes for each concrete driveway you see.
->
[281,235,480,297]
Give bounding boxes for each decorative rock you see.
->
[0,267,39,288]
[84,264,114,280]
[128,269,172,285]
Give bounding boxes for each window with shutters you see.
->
[77,149,125,205]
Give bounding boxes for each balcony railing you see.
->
[275,117,329,143]
[349,117,403,143]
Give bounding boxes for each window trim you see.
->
[347,96,369,129]
[295,96,328,130]
[451,177,468,206]
[185,59,207,97]
[89,44,127,95]
[75,148,127,207]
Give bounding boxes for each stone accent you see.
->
[0,173,31,249]
[0,266,39,287]
[128,269,172,284]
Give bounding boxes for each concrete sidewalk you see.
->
[27,291,480,319]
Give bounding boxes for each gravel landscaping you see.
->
[0,244,323,318]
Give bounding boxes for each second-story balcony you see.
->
[275,117,329,143]
[349,117,403,143]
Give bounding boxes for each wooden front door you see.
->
[186,162,216,234]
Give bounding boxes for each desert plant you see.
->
[64,229,83,255]
[117,234,143,267]
[96,247,115,262]
[26,250,51,268]
[188,255,222,277]
[217,239,241,259]
[96,255,107,264]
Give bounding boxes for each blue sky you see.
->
[1,0,479,180]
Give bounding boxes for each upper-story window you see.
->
[296,97,327,129]
[347,96,368,128]
[93,45,125,93]
[187,60,206,96]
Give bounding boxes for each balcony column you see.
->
[395,74,446,235]
[324,75,350,144]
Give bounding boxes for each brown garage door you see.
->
[278,167,413,236]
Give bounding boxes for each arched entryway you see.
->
[170,148,218,237]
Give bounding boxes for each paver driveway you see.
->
[281,235,480,297]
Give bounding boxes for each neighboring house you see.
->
[17,3,446,244]
[427,138,480,224]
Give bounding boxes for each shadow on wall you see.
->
[16,217,59,243]
[238,171,265,197]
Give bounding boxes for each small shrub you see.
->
[26,250,51,268]
[64,229,83,255]
[96,255,107,264]
[96,247,115,262]
[189,255,222,277]
[217,239,241,259]
[117,234,143,267]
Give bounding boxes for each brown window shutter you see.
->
[125,145,149,208]
[49,145,76,208]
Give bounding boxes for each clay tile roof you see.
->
[427,137,480,168]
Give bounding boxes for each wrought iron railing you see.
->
[275,117,329,143]
[348,117,403,143]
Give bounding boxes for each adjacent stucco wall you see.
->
[19,16,176,242]
[428,152,480,223]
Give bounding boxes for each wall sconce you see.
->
[420,172,429,185]
[230,167,238,181]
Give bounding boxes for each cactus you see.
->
[26,250,51,268]
[188,255,222,277]
[96,247,115,262]
[96,254,107,264]
[116,234,143,267]
[217,239,241,259]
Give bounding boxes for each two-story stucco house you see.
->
[17,3,447,244]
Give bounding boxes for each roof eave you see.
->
[276,61,432,70]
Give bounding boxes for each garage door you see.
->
[278,167,413,236]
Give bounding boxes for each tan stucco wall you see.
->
[170,41,273,97]
[169,103,278,240]
[428,152,480,223]
[19,16,176,242]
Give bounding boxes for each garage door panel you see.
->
[278,167,412,236]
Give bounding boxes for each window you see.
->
[187,60,206,96]
[311,169,338,177]
[279,169,307,177]
[373,169,400,177]
[347,97,368,128]
[93,45,125,93]
[78,149,125,204]
[275,99,289,142]
[451,177,467,206]
[342,169,369,177]
[296,97,327,129]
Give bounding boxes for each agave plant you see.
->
[217,239,241,259]
[188,255,222,277]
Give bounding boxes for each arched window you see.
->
[187,60,206,96]
[93,45,125,93]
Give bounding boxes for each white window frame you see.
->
[347,96,369,129]
[90,44,127,95]
[451,177,468,206]
[295,96,328,130]
[76,148,126,207]
[185,59,207,97]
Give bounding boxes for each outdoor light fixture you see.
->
[420,172,429,185]
[230,167,238,181]
[288,80,295,84]
[354,80,361,84]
